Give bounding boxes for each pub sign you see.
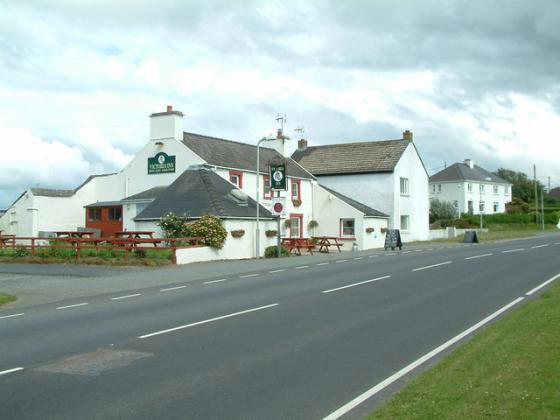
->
[148,152,176,174]
[269,164,287,191]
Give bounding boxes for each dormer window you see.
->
[229,170,243,188]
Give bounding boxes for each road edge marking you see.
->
[0,367,24,376]
[412,261,452,272]
[322,276,391,294]
[526,273,560,296]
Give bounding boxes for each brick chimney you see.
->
[297,138,308,151]
[150,105,184,141]
[403,130,413,141]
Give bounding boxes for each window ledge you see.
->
[338,237,356,241]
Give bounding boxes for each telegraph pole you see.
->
[533,165,538,225]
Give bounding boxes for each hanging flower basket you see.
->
[381,228,388,233]
[292,199,302,207]
[366,227,375,234]
[265,230,278,238]
[308,220,319,229]
[284,219,292,228]
[230,229,245,238]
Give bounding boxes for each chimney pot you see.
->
[403,130,413,141]
[298,138,308,151]
[277,128,283,139]
[167,105,173,112]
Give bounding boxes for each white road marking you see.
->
[526,273,560,296]
[0,367,24,376]
[427,248,434,251]
[402,251,412,254]
[240,274,259,278]
[160,285,188,291]
[295,266,310,270]
[554,242,560,245]
[269,269,286,273]
[316,262,330,266]
[335,259,348,263]
[204,279,227,284]
[415,249,423,252]
[531,244,549,249]
[412,261,452,272]
[138,303,279,339]
[384,253,396,256]
[0,313,24,320]
[353,257,363,260]
[502,248,524,253]
[322,276,391,294]
[322,296,525,420]
[111,293,141,301]
[465,253,493,260]
[368,255,379,258]
[56,302,89,310]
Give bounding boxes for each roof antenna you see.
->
[294,126,305,139]
[275,114,287,131]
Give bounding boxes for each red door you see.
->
[85,206,123,237]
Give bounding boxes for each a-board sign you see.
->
[270,164,287,191]
[463,230,479,243]
[384,229,403,250]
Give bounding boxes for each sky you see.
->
[0,0,559,207]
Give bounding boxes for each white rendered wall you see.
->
[430,181,512,215]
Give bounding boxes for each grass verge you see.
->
[0,293,17,307]
[370,281,560,419]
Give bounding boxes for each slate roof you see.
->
[122,187,167,202]
[135,168,275,220]
[84,201,123,208]
[182,132,314,179]
[291,139,411,175]
[320,186,389,218]
[429,163,511,184]
[31,188,74,197]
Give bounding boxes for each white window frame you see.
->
[400,177,409,196]
[437,184,442,193]
[289,216,301,238]
[340,218,355,237]
[400,215,410,231]
[479,201,485,212]
[468,183,473,192]
[493,185,499,194]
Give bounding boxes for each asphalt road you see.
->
[1,234,559,419]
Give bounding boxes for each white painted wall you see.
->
[430,181,512,215]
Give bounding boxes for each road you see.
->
[1,234,559,419]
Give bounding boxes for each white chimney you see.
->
[264,128,291,157]
[464,159,474,169]
[150,105,184,141]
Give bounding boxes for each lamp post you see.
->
[256,136,276,258]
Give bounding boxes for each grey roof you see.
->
[135,168,275,220]
[320,186,389,218]
[291,138,410,175]
[31,188,74,197]
[122,187,167,202]
[182,132,314,179]
[549,187,560,197]
[429,163,511,184]
[84,201,123,208]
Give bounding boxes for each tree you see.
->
[430,198,457,222]
[494,168,544,203]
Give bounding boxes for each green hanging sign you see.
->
[148,152,176,174]
[270,164,287,190]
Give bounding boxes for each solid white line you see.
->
[204,278,227,284]
[269,269,286,273]
[335,259,349,263]
[111,293,141,301]
[322,296,525,420]
[531,244,549,249]
[526,273,560,296]
[412,261,452,272]
[138,303,279,339]
[295,266,309,270]
[465,253,493,260]
[502,248,524,253]
[160,285,188,291]
[56,302,88,310]
[0,313,24,320]
[322,276,391,294]
[316,262,330,266]
[0,367,24,376]
[240,274,260,278]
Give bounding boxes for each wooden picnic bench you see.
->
[281,238,316,255]
[312,236,343,253]
[54,231,95,238]
[114,231,155,239]
[0,235,16,247]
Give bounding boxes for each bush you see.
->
[264,245,290,258]
[506,197,529,213]
[158,213,189,238]
[184,215,227,249]
[14,247,29,257]
[430,198,458,222]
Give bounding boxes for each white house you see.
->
[291,130,429,242]
[429,159,512,215]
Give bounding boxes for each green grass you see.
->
[370,282,560,419]
[0,293,17,307]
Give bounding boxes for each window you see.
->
[289,214,302,238]
[505,186,509,194]
[400,215,410,231]
[437,184,442,193]
[229,170,243,188]
[479,201,485,212]
[108,207,122,221]
[431,184,436,193]
[400,177,409,195]
[468,183,473,192]
[493,202,499,212]
[493,185,499,194]
[263,175,272,199]
[453,200,458,209]
[480,184,485,193]
[340,219,355,237]
[88,208,101,221]
[291,179,301,201]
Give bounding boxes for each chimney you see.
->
[150,105,184,141]
[298,138,308,151]
[464,159,474,169]
[403,130,413,141]
[277,128,283,139]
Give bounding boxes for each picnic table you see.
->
[114,231,154,239]
[54,231,95,238]
[312,236,343,253]
[0,235,16,247]
[281,238,316,255]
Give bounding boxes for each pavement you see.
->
[1,232,559,419]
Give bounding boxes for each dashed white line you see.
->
[526,273,560,296]
[138,303,279,339]
[204,278,227,284]
[160,285,188,291]
[531,244,549,249]
[402,251,412,254]
[465,253,493,260]
[269,269,286,273]
[322,276,391,294]
[316,262,330,266]
[0,367,24,376]
[240,274,260,278]
[368,255,379,258]
[353,257,363,260]
[384,253,396,256]
[502,248,524,253]
[415,249,423,252]
[335,259,349,263]
[323,296,525,420]
[0,313,24,320]
[111,293,141,301]
[56,302,89,310]
[295,265,310,270]
[412,261,452,272]
[554,242,560,245]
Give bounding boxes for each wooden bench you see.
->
[312,236,343,253]
[281,238,316,255]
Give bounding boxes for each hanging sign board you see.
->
[270,164,287,191]
[271,197,286,217]
[148,152,176,174]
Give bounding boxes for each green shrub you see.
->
[14,247,29,257]
[184,215,227,249]
[430,198,458,222]
[265,245,290,258]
